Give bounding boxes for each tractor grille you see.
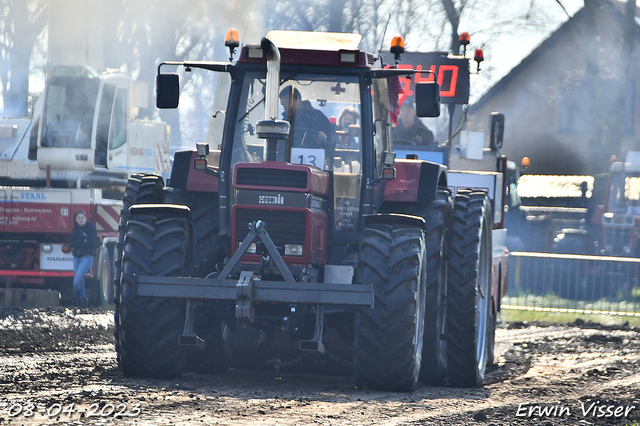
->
[605,226,632,253]
[236,168,308,189]
[235,208,306,254]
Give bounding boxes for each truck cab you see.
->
[0,65,170,192]
[37,66,126,171]
[36,65,170,177]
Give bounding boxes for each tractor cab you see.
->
[118,28,500,393]
[227,71,365,234]
[158,30,440,263]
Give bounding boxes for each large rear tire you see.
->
[419,190,451,385]
[117,214,189,378]
[445,190,492,388]
[162,188,223,274]
[353,224,426,392]
[114,174,165,292]
[113,174,164,357]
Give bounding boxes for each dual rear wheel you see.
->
[354,223,427,392]
[445,190,494,387]
[354,190,494,391]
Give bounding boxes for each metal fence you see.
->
[504,252,640,316]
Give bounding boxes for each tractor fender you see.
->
[383,160,447,203]
[129,203,192,220]
[363,213,425,229]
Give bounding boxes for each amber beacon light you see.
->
[225,28,240,60]
[390,35,405,65]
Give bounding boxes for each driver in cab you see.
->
[279,86,331,149]
[392,101,435,146]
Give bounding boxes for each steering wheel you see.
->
[292,125,327,149]
[232,142,254,163]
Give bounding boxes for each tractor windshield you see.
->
[232,71,363,231]
[231,71,362,172]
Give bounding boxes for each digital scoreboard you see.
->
[382,52,471,105]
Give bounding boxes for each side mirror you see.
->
[489,112,505,151]
[414,82,440,117]
[156,73,180,109]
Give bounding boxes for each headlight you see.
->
[41,244,53,253]
[284,244,303,256]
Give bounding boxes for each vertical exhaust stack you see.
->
[263,37,280,121]
[255,37,290,161]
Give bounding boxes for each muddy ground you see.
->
[0,308,638,426]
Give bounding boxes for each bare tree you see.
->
[0,0,47,118]
[97,0,261,143]
[328,0,346,31]
[269,0,322,31]
[440,0,466,54]
[0,0,579,142]
[265,0,408,54]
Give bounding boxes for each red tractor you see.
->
[114,30,499,391]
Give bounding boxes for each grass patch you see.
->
[504,294,640,312]
[500,308,640,327]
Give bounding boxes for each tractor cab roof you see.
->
[267,30,362,50]
[238,30,377,69]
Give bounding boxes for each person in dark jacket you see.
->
[69,210,97,307]
[392,101,435,145]
[279,86,331,149]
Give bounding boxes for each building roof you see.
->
[469,0,639,114]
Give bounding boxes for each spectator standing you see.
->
[69,210,97,308]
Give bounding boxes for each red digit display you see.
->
[383,52,470,105]
[438,64,459,97]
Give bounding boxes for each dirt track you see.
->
[0,308,638,426]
